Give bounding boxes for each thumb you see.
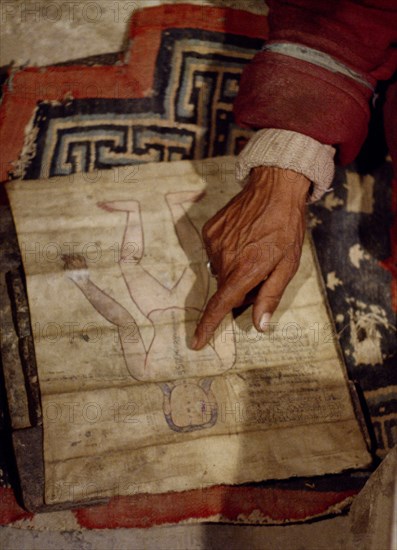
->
[252,260,299,331]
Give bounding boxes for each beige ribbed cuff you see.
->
[236,129,336,203]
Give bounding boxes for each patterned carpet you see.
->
[0,2,396,527]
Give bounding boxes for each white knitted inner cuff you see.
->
[236,129,336,203]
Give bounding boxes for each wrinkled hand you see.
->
[191,165,311,350]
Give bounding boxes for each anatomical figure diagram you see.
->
[62,191,236,433]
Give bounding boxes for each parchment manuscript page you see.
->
[7,157,370,505]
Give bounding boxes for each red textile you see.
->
[234,0,397,165]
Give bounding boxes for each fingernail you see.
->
[191,335,199,350]
[259,312,272,331]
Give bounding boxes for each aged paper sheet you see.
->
[7,157,371,505]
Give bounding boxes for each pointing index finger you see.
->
[191,275,249,350]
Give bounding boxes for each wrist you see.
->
[251,165,311,201]
[236,129,335,203]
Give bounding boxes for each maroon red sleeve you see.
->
[234,1,397,164]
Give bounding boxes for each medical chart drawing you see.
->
[62,191,236,433]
